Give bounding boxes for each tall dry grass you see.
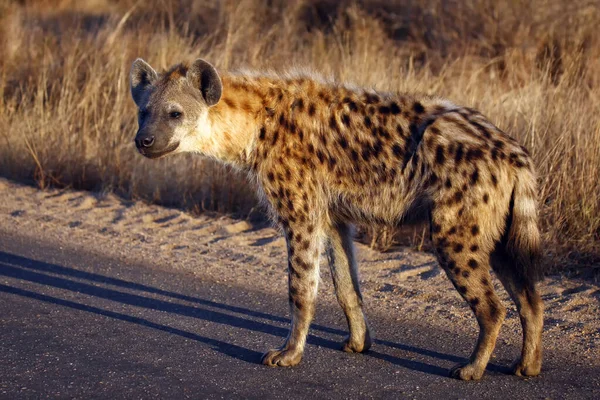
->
[0,0,599,271]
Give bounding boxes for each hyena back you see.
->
[129,58,544,380]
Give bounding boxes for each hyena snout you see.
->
[135,132,155,149]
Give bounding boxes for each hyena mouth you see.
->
[140,142,180,159]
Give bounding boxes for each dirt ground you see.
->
[0,177,598,362]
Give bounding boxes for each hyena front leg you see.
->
[326,222,371,353]
[261,220,323,367]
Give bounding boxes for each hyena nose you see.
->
[135,135,155,148]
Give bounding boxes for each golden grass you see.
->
[1,0,599,271]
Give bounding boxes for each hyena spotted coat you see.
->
[130,58,544,381]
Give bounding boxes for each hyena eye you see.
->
[169,111,182,119]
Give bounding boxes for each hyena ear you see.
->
[130,58,158,107]
[187,58,222,106]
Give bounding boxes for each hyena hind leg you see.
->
[326,222,372,353]
[490,246,543,377]
[433,232,506,380]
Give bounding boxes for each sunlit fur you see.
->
[130,59,544,381]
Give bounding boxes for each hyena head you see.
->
[129,58,222,159]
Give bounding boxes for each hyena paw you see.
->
[512,358,541,377]
[449,363,485,381]
[261,348,303,367]
[341,329,372,353]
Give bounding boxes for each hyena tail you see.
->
[506,166,543,283]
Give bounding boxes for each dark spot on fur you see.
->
[259,127,266,140]
[471,120,491,139]
[427,173,438,185]
[291,98,304,112]
[413,102,425,114]
[448,226,457,235]
[365,93,380,104]
[390,102,401,114]
[328,156,337,170]
[481,278,490,286]
[342,114,351,126]
[466,148,485,162]
[445,178,452,188]
[454,144,465,164]
[491,148,500,161]
[470,244,479,252]
[271,130,279,145]
[338,136,348,149]
[318,92,331,103]
[468,259,479,269]
[458,285,468,295]
[489,302,501,322]
[435,145,445,165]
[361,146,373,162]
[350,149,359,162]
[329,115,338,130]
[320,134,328,146]
[462,270,470,279]
[308,103,316,116]
[453,190,463,203]
[471,225,480,236]
[402,123,424,171]
[491,174,498,186]
[470,169,479,185]
[379,105,390,114]
[469,297,480,307]
[364,116,372,128]
[316,150,325,164]
[483,193,489,203]
[343,97,359,112]
[392,144,402,157]
[453,243,464,253]
[396,124,404,137]
[407,167,416,182]
[432,223,442,234]
[378,127,391,139]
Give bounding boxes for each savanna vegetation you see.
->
[1,0,598,274]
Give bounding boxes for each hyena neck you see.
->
[205,73,307,169]
[204,74,271,167]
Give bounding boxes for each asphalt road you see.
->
[1,232,598,399]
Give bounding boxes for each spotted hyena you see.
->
[129,58,544,380]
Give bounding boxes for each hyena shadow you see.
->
[0,251,508,377]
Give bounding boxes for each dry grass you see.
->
[1,0,599,272]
